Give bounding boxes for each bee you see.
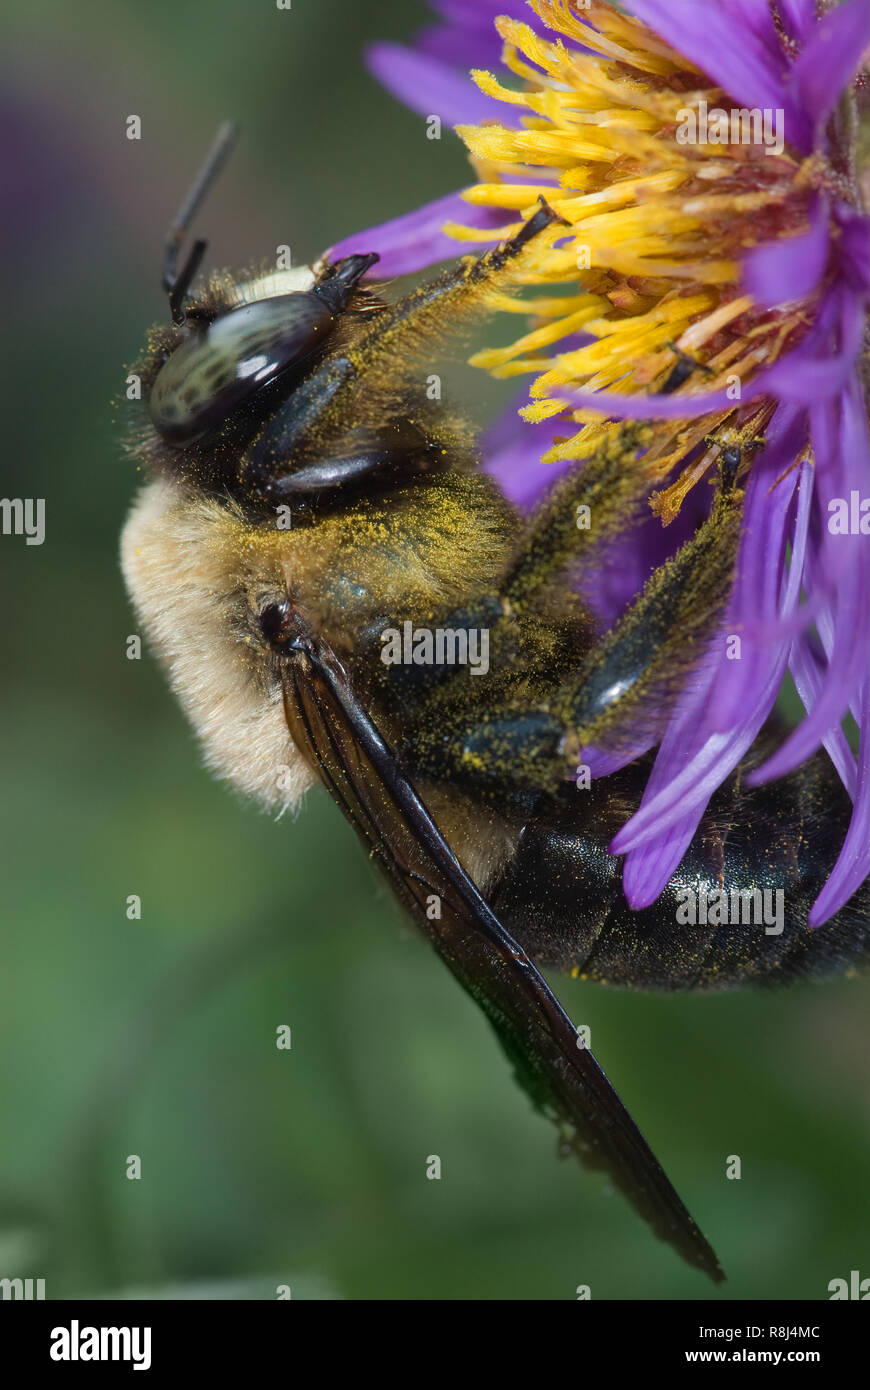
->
[704,429,768,491]
[661,342,712,395]
[122,129,868,1285]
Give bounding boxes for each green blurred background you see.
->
[0,0,867,1302]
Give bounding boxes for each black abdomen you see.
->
[489,747,870,991]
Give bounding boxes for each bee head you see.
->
[138,122,379,463]
[147,255,379,448]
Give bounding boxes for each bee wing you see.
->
[281,629,723,1284]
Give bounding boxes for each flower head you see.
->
[338,0,870,926]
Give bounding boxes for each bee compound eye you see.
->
[259,600,294,650]
[148,293,335,446]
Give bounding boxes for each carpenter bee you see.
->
[121,128,869,1285]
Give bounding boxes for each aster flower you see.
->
[335,0,870,927]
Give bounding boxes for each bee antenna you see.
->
[163,120,238,324]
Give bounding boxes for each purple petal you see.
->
[802,551,866,735]
[743,195,830,308]
[482,398,573,510]
[612,648,787,859]
[748,384,870,782]
[837,201,870,294]
[620,670,718,904]
[759,302,865,401]
[807,682,870,925]
[407,1,553,71]
[612,456,811,862]
[706,407,808,730]
[584,743,654,779]
[579,484,710,631]
[789,0,870,134]
[624,0,811,150]
[365,41,496,126]
[556,372,768,422]
[723,0,785,43]
[788,634,858,802]
[806,376,869,597]
[622,806,706,907]
[777,0,816,42]
[328,187,505,277]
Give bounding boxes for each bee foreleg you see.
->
[345,195,568,378]
[238,203,565,497]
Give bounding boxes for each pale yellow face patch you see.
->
[120,476,316,815]
[225,264,316,307]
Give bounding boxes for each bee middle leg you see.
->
[407,480,744,795]
[501,423,656,613]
